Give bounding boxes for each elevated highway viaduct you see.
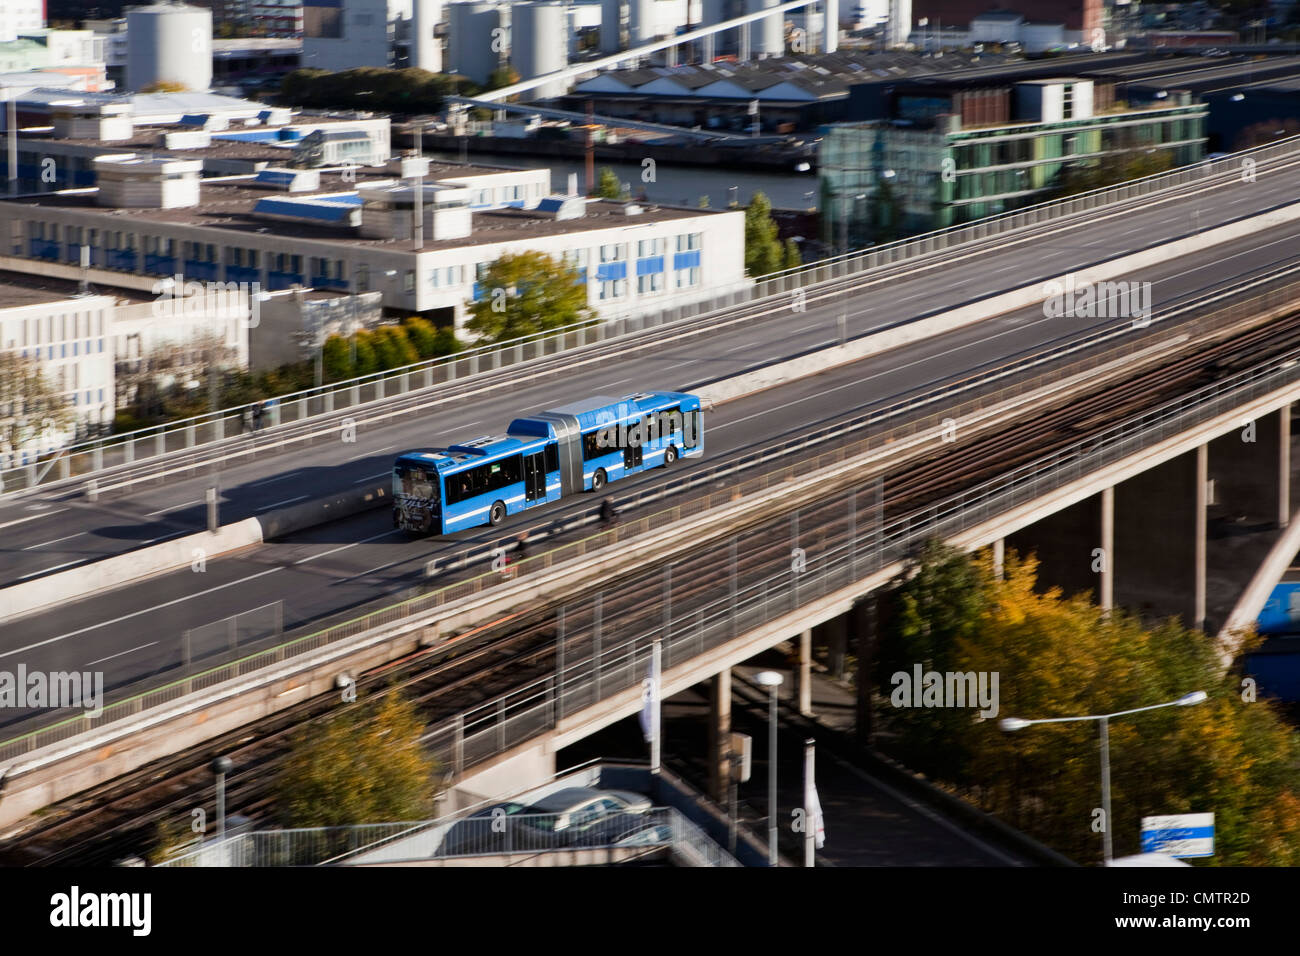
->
[3,141,1300,584]
[3,260,1300,830]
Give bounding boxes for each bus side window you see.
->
[544,443,559,473]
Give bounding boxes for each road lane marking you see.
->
[86,642,158,667]
[145,500,203,517]
[293,529,402,565]
[0,510,65,531]
[0,567,284,660]
[345,443,399,462]
[249,470,303,488]
[22,531,87,550]
[352,472,389,484]
[15,560,80,580]
[259,495,309,511]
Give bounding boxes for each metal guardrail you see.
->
[6,133,1298,497]
[418,325,1300,784]
[3,264,1299,763]
[154,807,737,866]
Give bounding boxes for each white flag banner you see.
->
[806,771,826,849]
[638,659,659,743]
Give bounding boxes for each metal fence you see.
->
[418,332,1300,782]
[154,807,737,866]
[7,133,1296,498]
[3,263,1298,763]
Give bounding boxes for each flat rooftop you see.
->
[0,269,154,307]
[5,175,721,250]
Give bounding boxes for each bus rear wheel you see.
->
[592,469,607,491]
[664,445,678,466]
[489,501,506,526]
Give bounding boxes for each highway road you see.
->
[3,159,1300,586]
[2,212,1299,730]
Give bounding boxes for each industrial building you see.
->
[124,2,214,93]
[820,73,1207,244]
[0,89,394,193]
[565,48,1008,132]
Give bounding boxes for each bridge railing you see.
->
[154,807,736,866]
[7,133,1296,498]
[3,265,1299,764]
[419,326,1300,781]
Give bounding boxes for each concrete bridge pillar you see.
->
[795,629,813,717]
[708,668,732,802]
[1281,405,1292,529]
[1100,486,1114,612]
[850,597,877,747]
[1114,444,1208,630]
[1208,407,1289,529]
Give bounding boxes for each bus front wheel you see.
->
[489,501,506,526]
[664,445,678,466]
[592,469,607,491]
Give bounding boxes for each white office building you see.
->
[0,160,749,342]
[0,1,44,44]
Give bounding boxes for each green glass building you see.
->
[820,77,1208,249]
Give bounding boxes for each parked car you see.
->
[519,788,652,841]
[437,788,652,856]
[437,801,528,856]
[567,812,672,849]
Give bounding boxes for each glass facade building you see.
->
[820,81,1207,248]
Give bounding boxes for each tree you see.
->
[277,691,437,830]
[873,544,1300,865]
[743,191,783,278]
[484,65,521,94]
[370,325,418,370]
[874,540,990,781]
[402,316,439,359]
[0,352,74,463]
[781,237,802,271]
[278,67,455,115]
[352,329,379,376]
[465,251,593,343]
[321,334,353,382]
[596,167,623,200]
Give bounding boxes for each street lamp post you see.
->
[1000,690,1207,864]
[755,670,784,866]
[211,756,233,842]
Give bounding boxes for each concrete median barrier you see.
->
[0,485,391,623]
[0,518,264,625]
[694,201,1300,405]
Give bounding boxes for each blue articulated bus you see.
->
[392,391,704,535]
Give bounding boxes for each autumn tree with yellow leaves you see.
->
[277,691,438,831]
[875,542,1300,865]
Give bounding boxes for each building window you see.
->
[599,279,626,300]
[637,272,663,294]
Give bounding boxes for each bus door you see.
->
[623,432,643,472]
[524,451,547,502]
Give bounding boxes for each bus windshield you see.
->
[395,462,439,502]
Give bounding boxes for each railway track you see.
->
[7,298,1300,866]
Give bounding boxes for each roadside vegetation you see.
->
[872,541,1300,864]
